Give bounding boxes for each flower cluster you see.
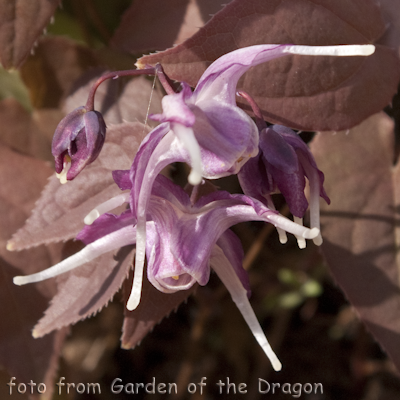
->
[13,44,375,371]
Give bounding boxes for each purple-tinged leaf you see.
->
[0,143,66,399]
[33,246,135,338]
[310,112,400,371]
[121,272,196,349]
[0,98,63,161]
[137,0,399,131]
[111,0,229,54]
[8,122,149,251]
[0,0,61,69]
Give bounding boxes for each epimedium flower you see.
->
[130,44,375,310]
[13,173,321,371]
[237,92,330,247]
[20,43,374,371]
[241,124,330,247]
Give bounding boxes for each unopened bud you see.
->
[52,106,106,182]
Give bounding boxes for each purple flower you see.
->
[140,45,375,188]
[239,124,330,247]
[15,43,374,371]
[130,44,375,310]
[13,174,321,371]
[52,106,106,183]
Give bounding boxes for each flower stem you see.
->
[85,67,156,111]
[155,63,176,95]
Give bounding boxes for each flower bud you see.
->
[52,106,106,183]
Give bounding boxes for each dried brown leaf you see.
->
[121,272,196,349]
[138,0,399,131]
[0,144,66,399]
[310,112,400,370]
[8,122,149,251]
[111,0,228,54]
[0,0,61,69]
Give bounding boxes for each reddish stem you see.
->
[155,64,176,95]
[85,67,156,111]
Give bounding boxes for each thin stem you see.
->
[85,68,156,111]
[155,64,176,95]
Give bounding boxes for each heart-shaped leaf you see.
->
[310,112,400,370]
[137,0,400,131]
[111,0,228,54]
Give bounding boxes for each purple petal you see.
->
[77,210,135,245]
[171,191,319,277]
[191,101,259,178]
[150,83,195,127]
[259,127,298,173]
[128,127,186,310]
[146,198,200,291]
[265,162,308,218]
[129,123,175,215]
[52,106,86,173]
[170,196,272,279]
[272,125,330,205]
[238,153,275,202]
[194,44,375,106]
[194,45,288,105]
[151,174,191,210]
[112,169,131,190]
